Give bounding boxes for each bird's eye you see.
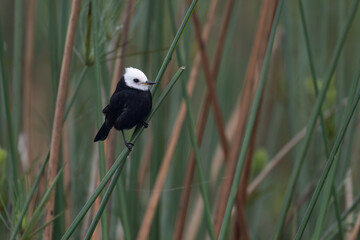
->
[133,78,139,83]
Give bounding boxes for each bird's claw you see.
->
[125,142,134,151]
[142,121,149,128]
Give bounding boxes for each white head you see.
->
[123,67,155,91]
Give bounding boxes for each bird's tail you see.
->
[94,123,111,142]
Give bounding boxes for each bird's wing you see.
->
[104,90,126,113]
[102,105,110,114]
[102,90,127,127]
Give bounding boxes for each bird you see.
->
[94,67,155,151]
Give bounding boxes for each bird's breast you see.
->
[114,90,152,130]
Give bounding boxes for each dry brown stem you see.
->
[62,125,71,229]
[191,11,229,157]
[213,0,279,236]
[42,0,82,238]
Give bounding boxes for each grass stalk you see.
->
[12,0,23,139]
[43,0,82,238]
[61,67,184,240]
[218,0,284,239]
[273,0,360,237]
[91,0,109,238]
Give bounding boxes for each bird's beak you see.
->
[143,80,156,85]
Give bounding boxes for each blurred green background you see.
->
[1,0,360,239]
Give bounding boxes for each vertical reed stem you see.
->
[43,0,82,238]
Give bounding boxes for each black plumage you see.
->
[94,73,154,151]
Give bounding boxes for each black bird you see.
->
[94,67,155,151]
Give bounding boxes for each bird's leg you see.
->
[121,130,134,151]
[142,120,148,128]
